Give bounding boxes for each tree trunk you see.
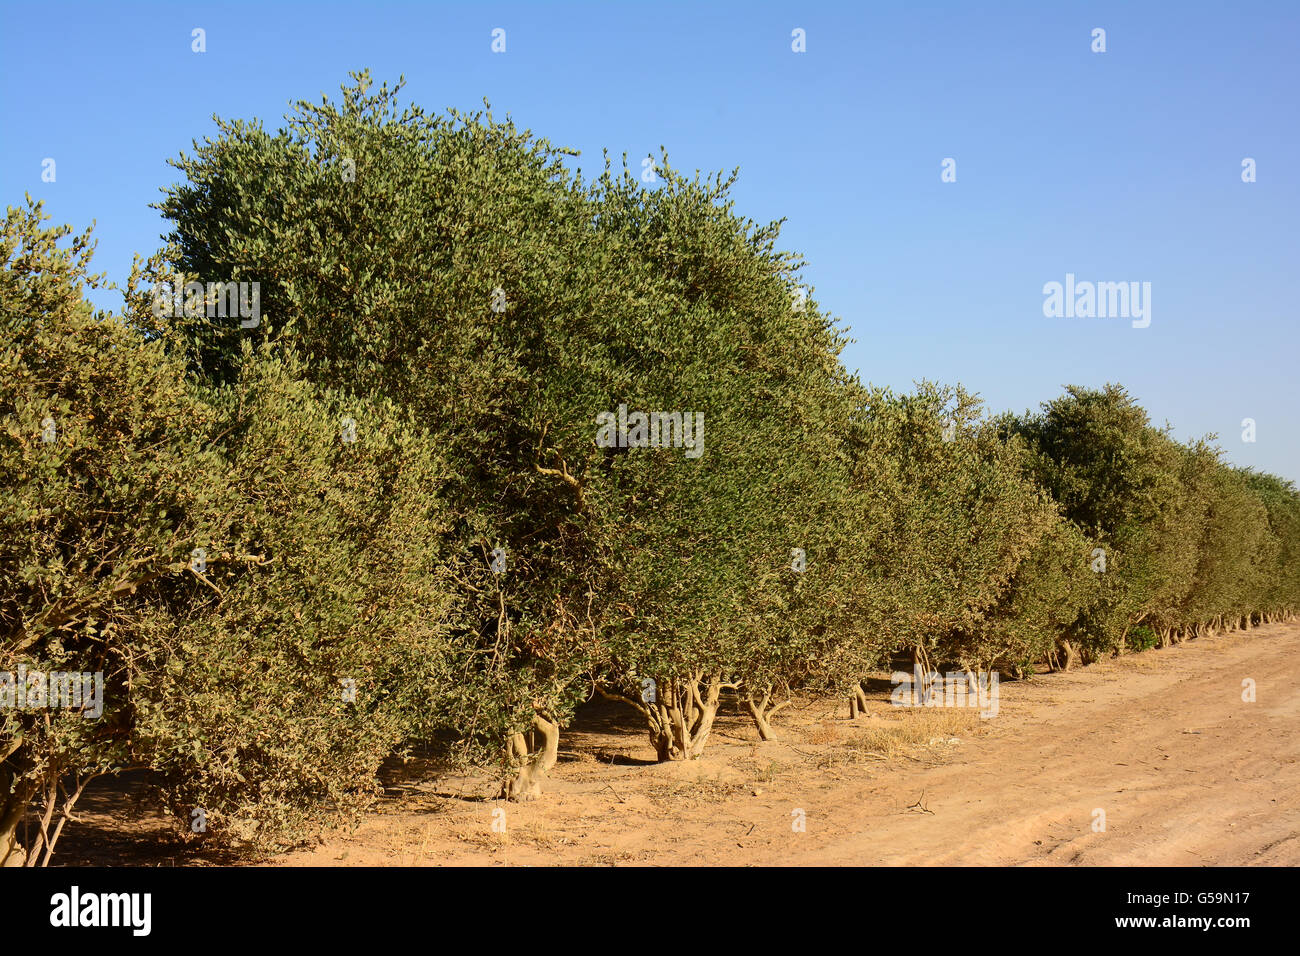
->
[0,795,30,867]
[744,690,789,741]
[912,646,931,678]
[601,673,729,761]
[684,674,722,759]
[0,767,36,867]
[1059,639,1080,671]
[644,672,724,760]
[502,713,560,802]
[853,683,869,715]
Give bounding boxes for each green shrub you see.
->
[1,199,224,864]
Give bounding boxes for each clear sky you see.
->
[3,0,1296,480]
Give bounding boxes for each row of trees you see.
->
[4,73,1298,862]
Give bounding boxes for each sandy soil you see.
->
[49,620,1300,866]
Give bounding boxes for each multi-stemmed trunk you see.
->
[603,671,730,760]
[0,757,98,866]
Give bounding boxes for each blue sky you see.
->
[3,0,1297,480]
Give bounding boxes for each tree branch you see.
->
[595,685,651,719]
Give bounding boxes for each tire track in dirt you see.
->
[759,622,1300,866]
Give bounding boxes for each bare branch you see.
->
[595,685,651,719]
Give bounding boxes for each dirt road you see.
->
[268,621,1298,866]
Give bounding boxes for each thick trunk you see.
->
[0,793,31,867]
[687,687,721,758]
[0,765,36,868]
[849,683,870,718]
[746,692,774,740]
[600,673,728,762]
[652,727,675,762]
[645,672,723,760]
[744,689,792,741]
[502,713,560,802]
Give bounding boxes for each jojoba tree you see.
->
[1177,462,1273,635]
[2,199,466,863]
[583,158,858,755]
[836,383,1056,682]
[1011,385,1198,659]
[1,201,224,864]
[152,73,669,796]
[1242,471,1300,621]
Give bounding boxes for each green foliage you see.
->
[1011,384,1300,655]
[1243,471,1300,614]
[3,197,464,857]
[1,197,222,862]
[834,383,1070,675]
[5,75,1299,857]
[1127,626,1158,652]
[583,157,857,752]
[132,344,466,849]
[1012,386,1194,656]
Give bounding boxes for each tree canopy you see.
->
[4,73,1297,862]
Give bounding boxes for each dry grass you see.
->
[450,812,566,853]
[805,722,841,745]
[579,849,651,865]
[643,777,748,806]
[738,757,788,783]
[822,708,982,766]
